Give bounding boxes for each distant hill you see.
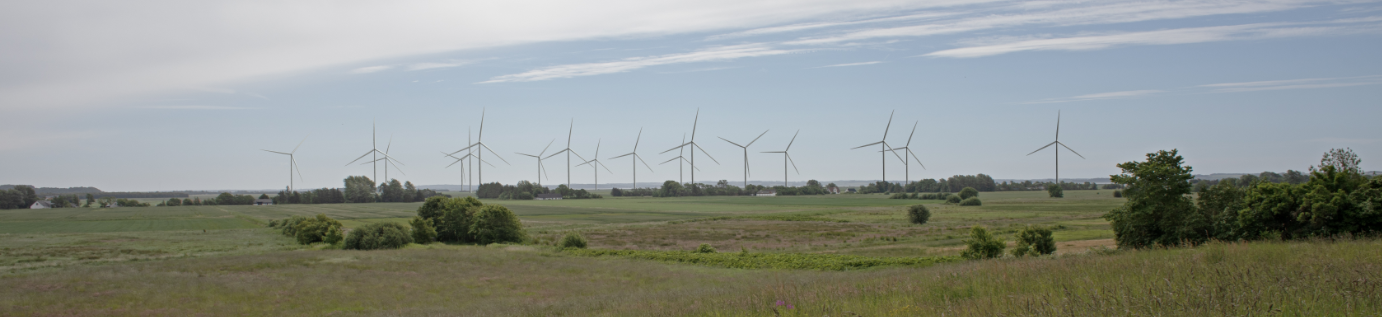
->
[0,185,104,194]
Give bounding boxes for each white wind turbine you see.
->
[884,121,925,188]
[762,130,800,187]
[544,119,587,189]
[851,111,905,185]
[516,139,556,187]
[359,136,405,183]
[445,109,508,186]
[660,109,718,187]
[1027,111,1084,184]
[575,140,614,190]
[610,128,655,189]
[720,130,768,188]
[659,134,698,183]
[262,136,307,192]
[347,123,404,186]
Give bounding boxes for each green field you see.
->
[3,190,1376,316]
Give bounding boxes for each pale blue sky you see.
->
[2,0,1380,191]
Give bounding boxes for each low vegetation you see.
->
[906,204,930,225]
[559,232,588,249]
[959,197,982,206]
[565,248,960,270]
[961,226,1005,259]
[343,222,413,250]
[1012,225,1056,257]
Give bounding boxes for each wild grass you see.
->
[564,248,960,270]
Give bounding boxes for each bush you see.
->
[470,205,526,244]
[960,226,1005,260]
[1011,226,1055,257]
[959,187,979,199]
[1112,190,1122,198]
[513,191,534,200]
[559,232,588,249]
[428,197,483,243]
[409,216,437,244]
[695,243,717,253]
[1047,184,1064,198]
[945,194,962,204]
[323,226,344,245]
[959,197,982,206]
[294,215,344,245]
[344,222,413,250]
[907,205,931,225]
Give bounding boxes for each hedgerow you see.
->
[564,249,961,271]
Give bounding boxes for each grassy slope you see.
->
[1,240,1377,316]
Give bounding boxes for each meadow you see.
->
[3,190,1375,316]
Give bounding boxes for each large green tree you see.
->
[1104,149,1208,249]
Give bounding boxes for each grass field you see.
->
[4,190,1370,316]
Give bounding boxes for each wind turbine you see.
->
[262,136,307,192]
[851,111,905,185]
[884,122,925,188]
[575,140,614,190]
[660,109,718,187]
[1027,111,1084,185]
[348,122,403,186]
[445,108,508,187]
[720,130,769,188]
[762,130,800,187]
[360,136,405,183]
[544,119,587,189]
[610,128,655,189]
[659,134,698,183]
[516,139,556,187]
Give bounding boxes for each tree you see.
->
[1196,180,1244,241]
[959,187,979,199]
[469,205,526,244]
[293,214,344,245]
[1314,148,1362,176]
[907,205,931,225]
[961,226,1005,259]
[410,216,437,244]
[1011,226,1055,257]
[344,176,376,203]
[434,197,483,243]
[85,193,95,207]
[1046,184,1063,198]
[660,180,684,197]
[1284,170,1309,185]
[1103,149,1207,249]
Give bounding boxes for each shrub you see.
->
[409,216,437,244]
[469,205,526,244]
[907,205,931,225]
[1047,184,1064,198]
[559,232,588,249]
[960,226,1005,260]
[323,226,344,245]
[959,187,979,199]
[959,197,982,206]
[1112,190,1122,198]
[1011,226,1055,257]
[344,222,413,250]
[279,214,342,245]
[945,194,962,204]
[430,197,483,243]
[889,193,908,199]
[277,215,309,238]
[695,243,717,253]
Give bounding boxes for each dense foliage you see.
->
[471,205,527,244]
[958,187,979,199]
[415,196,527,245]
[559,232,588,249]
[1046,184,1064,198]
[0,185,40,209]
[945,194,962,204]
[268,214,344,245]
[476,181,567,199]
[652,179,833,197]
[961,226,1005,259]
[1012,226,1056,257]
[1104,149,1202,249]
[565,249,961,270]
[343,176,376,203]
[344,222,413,250]
[907,204,931,225]
[959,197,982,206]
[409,216,437,244]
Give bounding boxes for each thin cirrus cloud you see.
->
[924,22,1367,58]
[1024,90,1163,104]
[479,44,800,83]
[140,105,255,110]
[1200,75,1382,92]
[817,61,883,68]
[349,66,393,74]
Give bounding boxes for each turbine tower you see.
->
[719,130,768,188]
[446,108,508,187]
[348,122,402,186]
[544,119,587,189]
[575,140,614,190]
[516,139,556,187]
[762,130,800,187]
[261,136,307,192]
[660,109,718,187]
[658,134,695,183]
[884,122,925,188]
[1027,111,1085,184]
[610,128,655,189]
[360,136,405,183]
[850,111,905,185]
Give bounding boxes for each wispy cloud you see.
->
[924,22,1357,58]
[1025,89,1163,104]
[707,12,959,40]
[480,44,800,83]
[350,66,392,74]
[817,61,883,68]
[1200,75,1382,92]
[406,61,473,71]
[141,105,254,110]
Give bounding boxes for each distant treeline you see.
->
[272,176,440,205]
[159,193,260,206]
[612,179,835,197]
[0,185,39,209]
[477,181,601,199]
[853,174,1124,194]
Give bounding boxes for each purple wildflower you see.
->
[775,300,784,306]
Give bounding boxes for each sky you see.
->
[2,0,1380,191]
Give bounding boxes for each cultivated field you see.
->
[2,190,1377,316]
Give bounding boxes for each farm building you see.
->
[30,201,52,209]
[536,193,563,200]
[253,199,274,206]
[755,189,776,197]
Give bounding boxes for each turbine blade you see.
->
[787,153,800,175]
[634,128,642,151]
[385,135,393,154]
[516,153,540,158]
[660,156,680,165]
[292,157,304,183]
[660,142,691,154]
[346,151,374,166]
[693,143,719,164]
[762,151,786,153]
[691,108,699,141]
[446,158,463,168]
[785,130,799,151]
[851,141,884,149]
[378,151,405,166]
[387,159,406,176]
[611,153,634,159]
[543,149,567,159]
[569,149,587,163]
[1026,141,1059,156]
[746,130,769,147]
[599,161,614,174]
[540,160,551,180]
[883,110,894,140]
[718,137,745,148]
[906,121,918,147]
[263,150,291,155]
[1058,142,1086,159]
[637,155,654,172]
[481,143,510,164]
[292,136,308,154]
[540,139,555,156]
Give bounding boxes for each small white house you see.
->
[30,201,52,209]
[253,199,274,206]
[755,189,777,197]
[536,193,563,200]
